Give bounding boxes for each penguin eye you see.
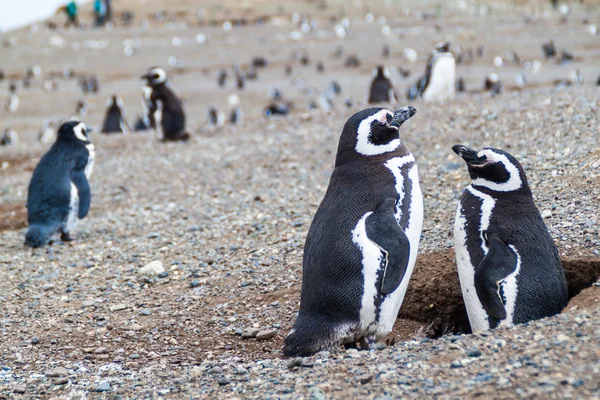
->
[386,113,393,124]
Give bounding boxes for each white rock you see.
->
[138,261,165,276]
[541,210,552,219]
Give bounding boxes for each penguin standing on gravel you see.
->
[452,145,568,333]
[101,95,130,134]
[140,67,189,141]
[5,82,19,113]
[284,106,423,356]
[368,65,397,104]
[228,93,242,125]
[25,121,95,247]
[408,42,456,101]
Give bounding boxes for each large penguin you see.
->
[408,42,456,102]
[452,145,568,333]
[368,65,397,104]
[101,95,130,134]
[25,121,95,247]
[140,67,189,141]
[284,106,423,356]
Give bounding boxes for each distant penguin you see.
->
[456,77,466,92]
[217,69,228,88]
[542,40,557,58]
[452,145,568,333]
[140,66,190,141]
[42,79,58,92]
[6,82,19,113]
[228,94,242,125]
[101,95,130,134]
[408,42,456,101]
[264,101,291,118]
[76,99,89,117]
[284,106,423,356]
[25,121,95,247]
[38,121,57,144]
[484,73,503,95]
[1,129,18,146]
[207,106,225,127]
[368,65,397,104]
[233,64,245,90]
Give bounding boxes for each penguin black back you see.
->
[368,66,396,104]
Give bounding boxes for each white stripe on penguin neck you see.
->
[73,122,88,142]
[355,110,400,156]
[472,150,523,192]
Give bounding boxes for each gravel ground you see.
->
[1,1,600,398]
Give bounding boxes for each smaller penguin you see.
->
[5,82,19,113]
[207,106,225,127]
[101,95,130,134]
[38,121,57,144]
[344,55,361,67]
[251,56,268,68]
[382,44,390,58]
[264,102,291,118]
[233,64,245,90]
[75,99,89,117]
[484,73,503,95]
[1,128,18,146]
[368,65,397,104]
[316,61,325,73]
[42,79,58,92]
[452,145,568,333]
[228,94,242,125]
[140,66,190,141]
[217,69,228,88]
[269,87,283,101]
[542,40,557,58]
[407,41,456,102]
[456,77,466,92]
[25,121,95,247]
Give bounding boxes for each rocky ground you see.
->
[1,0,600,398]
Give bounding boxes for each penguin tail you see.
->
[25,224,54,248]
[283,314,342,357]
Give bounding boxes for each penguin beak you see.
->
[390,106,417,128]
[452,145,487,165]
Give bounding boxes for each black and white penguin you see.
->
[484,73,503,95]
[25,121,95,247]
[140,67,190,141]
[368,65,397,104]
[1,128,18,146]
[284,106,423,356]
[101,95,130,134]
[217,69,228,88]
[75,99,89,118]
[228,94,242,125]
[38,120,57,144]
[452,145,568,333]
[5,82,19,113]
[407,42,456,102]
[207,106,225,127]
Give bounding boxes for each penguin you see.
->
[1,129,18,146]
[452,145,568,333]
[228,94,242,125]
[368,66,397,104]
[542,40,557,58]
[38,120,57,144]
[217,69,228,88]
[456,77,466,93]
[233,64,245,90]
[207,106,225,127]
[140,67,190,141]
[344,55,361,67]
[25,121,95,248]
[283,106,423,356]
[484,73,503,95]
[264,102,291,118]
[407,42,456,102]
[5,82,19,113]
[75,99,89,117]
[101,95,130,134]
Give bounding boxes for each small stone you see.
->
[147,232,160,239]
[241,328,260,339]
[467,348,482,358]
[217,376,231,386]
[53,377,69,385]
[140,308,152,316]
[31,337,39,345]
[209,366,223,375]
[255,329,277,341]
[190,366,202,379]
[287,357,303,369]
[129,354,140,359]
[94,381,111,392]
[13,386,26,393]
[109,304,128,312]
[158,271,169,278]
[46,367,69,377]
[125,323,143,331]
[138,261,165,276]
[189,280,200,288]
[357,373,374,384]
[541,210,552,219]
[94,347,108,354]
[43,284,55,291]
[451,361,462,368]
[82,300,95,308]
[555,334,569,343]
[310,387,326,400]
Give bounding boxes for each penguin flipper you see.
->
[365,198,410,295]
[71,160,90,219]
[474,232,519,321]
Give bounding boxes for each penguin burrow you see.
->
[284,106,423,357]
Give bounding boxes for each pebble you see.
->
[140,308,152,315]
[256,329,277,341]
[94,381,111,392]
[541,210,552,219]
[190,280,200,288]
[357,373,374,384]
[138,261,165,276]
[109,304,128,312]
[467,348,482,358]
[46,366,69,377]
[241,328,260,339]
[217,376,231,385]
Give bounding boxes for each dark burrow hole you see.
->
[399,250,600,338]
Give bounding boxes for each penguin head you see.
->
[337,106,416,162]
[452,145,528,192]
[58,121,92,144]
[141,67,167,85]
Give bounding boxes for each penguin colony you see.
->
[1,10,583,362]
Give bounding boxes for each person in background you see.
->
[65,1,79,28]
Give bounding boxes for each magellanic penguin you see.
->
[228,94,242,125]
[207,106,225,127]
[452,145,568,333]
[140,67,190,141]
[284,106,423,356]
[25,121,95,247]
[1,129,19,146]
[38,120,57,144]
[407,41,456,102]
[368,65,397,104]
[5,82,19,113]
[101,95,130,134]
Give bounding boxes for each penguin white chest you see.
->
[423,55,456,102]
[85,144,95,179]
[65,182,80,232]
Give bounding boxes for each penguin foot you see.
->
[343,343,358,350]
[60,232,73,242]
[359,337,370,350]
